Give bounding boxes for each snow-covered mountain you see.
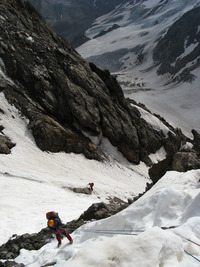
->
[0,1,200,266]
[28,0,124,46]
[0,94,200,266]
[77,0,200,136]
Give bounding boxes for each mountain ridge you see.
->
[0,2,200,266]
[26,1,200,134]
[75,0,200,135]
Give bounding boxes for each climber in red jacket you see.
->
[88,182,94,192]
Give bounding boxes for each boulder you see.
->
[172,152,200,172]
[72,187,92,195]
[0,135,15,154]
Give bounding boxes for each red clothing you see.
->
[47,214,73,246]
[88,182,94,191]
[55,228,73,245]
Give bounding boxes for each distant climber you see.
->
[87,182,94,192]
[46,211,73,247]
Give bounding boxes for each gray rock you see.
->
[172,152,200,172]
[0,0,169,163]
[192,129,200,155]
[0,135,15,154]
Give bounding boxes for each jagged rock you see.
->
[192,129,200,155]
[77,202,110,221]
[0,0,170,164]
[164,130,183,156]
[0,262,24,267]
[0,134,15,154]
[74,197,129,222]
[148,129,186,183]
[172,152,200,172]
[149,129,200,182]
[0,228,51,260]
[28,114,104,160]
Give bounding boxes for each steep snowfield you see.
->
[0,92,200,266]
[77,0,200,136]
[0,92,151,244]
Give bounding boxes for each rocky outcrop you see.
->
[75,197,129,221]
[149,129,200,183]
[0,125,16,154]
[172,130,200,172]
[0,228,51,261]
[192,129,200,155]
[0,134,15,154]
[0,0,170,164]
[172,152,200,172]
[0,261,24,267]
[72,187,92,195]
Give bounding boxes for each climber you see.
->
[46,211,73,247]
[87,182,94,192]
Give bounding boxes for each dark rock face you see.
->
[76,197,128,221]
[0,261,24,267]
[149,129,183,183]
[172,129,200,172]
[0,0,169,164]
[192,129,200,155]
[153,7,200,82]
[149,129,200,183]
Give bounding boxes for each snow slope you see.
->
[77,0,200,137]
[0,91,200,266]
[0,92,150,244]
[15,169,200,266]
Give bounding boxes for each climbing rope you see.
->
[83,229,139,235]
[68,226,200,262]
[176,233,200,247]
[85,228,144,232]
[175,233,200,263]
[84,229,200,263]
[67,228,145,235]
[184,249,200,263]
